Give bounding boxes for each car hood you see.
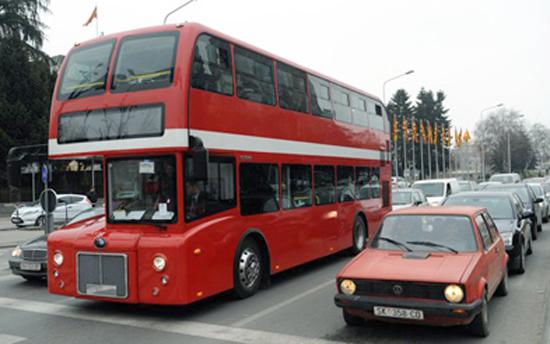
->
[21,234,48,250]
[493,219,516,233]
[426,196,444,206]
[340,249,477,284]
[13,206,43,216]
[392,204,412,211]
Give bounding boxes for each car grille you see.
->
[77,252,128,299]
[22,249,47,261]
[355,280,447,301]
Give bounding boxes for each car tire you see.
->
[527,236,533,255]
[351,216,367,255]
[495,269,508,296]
[538,222,543,232]
[468,292,489,337]
[35,216,45,227]
[544,215,549,224]
[233,239,263,299]
[514,244,526,274]
[531,223,538,241]
[343,309,364,326]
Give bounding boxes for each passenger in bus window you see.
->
[185,180,206,220]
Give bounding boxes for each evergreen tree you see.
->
[387,89,414,176]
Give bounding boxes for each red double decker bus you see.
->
[47,23,391,305]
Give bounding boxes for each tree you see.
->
[0,0,50,49]
[387,89,414,176]
[529,124,550,170]
[475,109,536,174]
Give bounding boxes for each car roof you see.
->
[448,191,514,199]
[392,188,415,192]
[389,206,484,216]
[412,178,457,184]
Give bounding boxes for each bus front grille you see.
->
[76,252,128,299]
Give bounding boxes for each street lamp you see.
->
[507,113,525,173]
[479,103,503,181]
[383,70,415,178]
[163,0,198,24]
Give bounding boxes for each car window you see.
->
[476,214,493,249]
[58,196,71,205]
[444,196,514,219]
[483,213,500,239]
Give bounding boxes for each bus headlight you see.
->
[444,284,464,303]
[153,255,166,272]
[53,251,64,266]
[340,279,357,295]
[11,246,22,257]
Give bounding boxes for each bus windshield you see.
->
[107,156,177,223]
[58,40,114,100]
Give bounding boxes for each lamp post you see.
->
[164,0,198,24]
[507,113,524,173]
[383,70,415,178]
[479,103,503,181]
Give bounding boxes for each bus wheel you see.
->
[351,216,367,255]
[233,239,262,299]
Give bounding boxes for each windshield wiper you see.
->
[377,236,413,252]
[406,241,459,254]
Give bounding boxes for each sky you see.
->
[42,0,550,136]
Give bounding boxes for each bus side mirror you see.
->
[189,136,208,181]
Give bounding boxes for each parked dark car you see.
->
[8,207,105,281]
[443,192,533,273]
[485,183,543,238]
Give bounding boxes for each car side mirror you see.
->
[521,210,534,219]
[536,197,544,203]
[415,200,423,206]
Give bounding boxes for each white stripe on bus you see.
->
[50,128,389,161]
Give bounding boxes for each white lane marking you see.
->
[0,297,347,344]
[0,275,19,282]
[0,334,26,344]
[232,279,335,327]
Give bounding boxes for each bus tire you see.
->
[233,238,263,299]
[351,215,367,255]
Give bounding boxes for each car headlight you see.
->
[340,279,357,295]
[53,251,64,266]
[153,255,166,272]
[444,284,464,303]
[11,246,22,257]
[501,232,513,246]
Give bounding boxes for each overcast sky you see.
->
[42,0,549,135]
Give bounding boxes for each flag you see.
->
[83,6,98,27]
[447,127,452,147]
[393,115,398,143]
[427,121,433,144]
[454,128,459,147]
[412,120,418,143]
[441,125,446,147]
[434,124,439,145]
[420,120,427,144]
[402,117,409,142]
[463,129,471,143]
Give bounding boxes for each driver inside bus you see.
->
[185,180,206,220]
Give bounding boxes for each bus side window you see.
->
[314,165,336,205]
[235,46,276,106]
[351,94,368,127]
[337,166,355,202]
[277,62,308,113]
[240,163,279,216]
[309,75,333,119]
[371,167,381,199]
[356,167,371,200]
[184,156,236,221]
[191,34,233,96]
[282,164,312,210]
[332,84,352,124]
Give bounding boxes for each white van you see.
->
[489,173,521,184]
[411,178,461,206]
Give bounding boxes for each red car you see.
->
[334,206,508,337]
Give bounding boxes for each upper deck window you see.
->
[111,32,178,93]
[58,40,114,100]
[277,62,308,113]
[309,75,333,119]
[191,34,233,96]
[332,85,352,123]
[235,46,276,106]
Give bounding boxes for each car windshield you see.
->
[490,175,513,183]
[58,40,114,100]
[107,156,177,223]
[444,196,514,219]
[111,32,178,93]
[412,183,444,197]
[372,215,478,253]
[392,191,412,205]
[529,184,543,197]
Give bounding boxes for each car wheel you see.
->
[351,216,367,255]
[514,244,526,274]
[35,216,45,227]
[469,292,489,337]
[544,215,549,224]
[343,309,364,326]
[531,223,538,241]
[495,269,508,296]
[527,236,533,255]
[538,222,543,232]
[233,239,263,299]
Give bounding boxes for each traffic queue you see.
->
[334,173,550,337]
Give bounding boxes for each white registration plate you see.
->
[373,306,424,320]
[20,262,41,271]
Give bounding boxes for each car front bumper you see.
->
[9,259,48,278]
[334,293,482,325]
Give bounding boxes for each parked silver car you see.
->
[391,189,428,210]
[528,183,550,223]
[10,194,93,227]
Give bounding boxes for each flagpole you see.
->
[403,124,407,181]
[435,135,439,178]
[420,133,424,180]
[95,4,99,36]
[411,117,416,181]
[427,121,432,179]
[442,128,446,177]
